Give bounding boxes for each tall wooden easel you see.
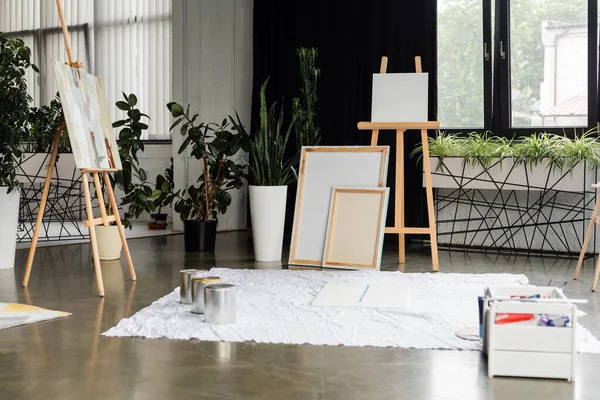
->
[21,0,136,297]
[357,56,440,272]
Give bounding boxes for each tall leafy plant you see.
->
[230,78,297,186]
[0,34,38,191]
[168,104,250,222]
[292,47,321,149]
[112,93,154,228]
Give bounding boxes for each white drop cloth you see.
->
[103,268,600,352]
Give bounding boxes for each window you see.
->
[437,0,597,134]
[0,0,172,140]
[438,0,486,129]
[509,0,589,127]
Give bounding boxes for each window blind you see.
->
[0,0,171,140]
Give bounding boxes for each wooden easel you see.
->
[357,56,440,272]
[21,0,136,297]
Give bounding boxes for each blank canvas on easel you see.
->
[289,147,389,266]
[322,188,389,270]
[371,73,429,122]
[53,61,121,170]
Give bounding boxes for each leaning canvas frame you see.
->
[289,146,390,266]
[322,188,389,270]
[52,61,122,170]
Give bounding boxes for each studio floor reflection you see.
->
[0,232,599,399]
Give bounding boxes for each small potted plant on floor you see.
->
[168,103,250,252]
[148,159,176,229]
[97,92,150,260]
[230,78,297,261]
[0,34,37,269]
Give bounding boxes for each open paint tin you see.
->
[179,269,200,304]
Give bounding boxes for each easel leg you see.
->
[103,172,136,281]
[593,255,600,292]
[574,196,600,280]
[421,129,439,272]
[396,129,405,268]
[23,129,62,287]
[371,130,379,146]
[82,173,105,297]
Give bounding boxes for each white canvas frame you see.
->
[322,187,389,270]
[289,147,390,266]
[371,73,429,122]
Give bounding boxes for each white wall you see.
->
[171,0,253,232]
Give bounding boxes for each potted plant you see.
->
[149,159,176,229]
[230,79,297,261]
[168,103,249,252]
[96,92,150,260]
[0,34,37,269]
[411,130,600,192]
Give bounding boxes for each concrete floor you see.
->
[1,232,600,400]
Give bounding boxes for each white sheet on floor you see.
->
[102,268,600,352]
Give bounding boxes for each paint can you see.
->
[204,283,236,324]
[191,276,222,314]
[179,269,200,304]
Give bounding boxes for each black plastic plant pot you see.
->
[184,220,217,252]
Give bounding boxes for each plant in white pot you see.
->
[230,79,297,261]
[0,34,38,269]
[168,104,250,252]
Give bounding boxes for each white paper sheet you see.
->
[312,283,408,308]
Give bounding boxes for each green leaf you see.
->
[170,103,184,117]
[128,93,138,107]
[139,168,147,181]
[116,101,130,111]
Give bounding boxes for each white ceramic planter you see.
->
[428,157,593,192]
[95,225,122,261]
[0,187,20,269]
[249,185,287,262]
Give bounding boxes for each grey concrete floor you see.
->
[1,232,600,400]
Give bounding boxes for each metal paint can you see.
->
[191,276,222,314]
[179,269,200,304]
[204,283,236,324]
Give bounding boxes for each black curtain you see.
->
[252,0,438,237]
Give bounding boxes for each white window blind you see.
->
[0,0,171,140]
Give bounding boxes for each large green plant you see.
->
[24,94,71,153]
[230,78,297,186]
[292,47,321,149]
[0,34,38,191]
[168,104,250,222]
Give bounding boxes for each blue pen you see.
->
[359,285,370,303]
